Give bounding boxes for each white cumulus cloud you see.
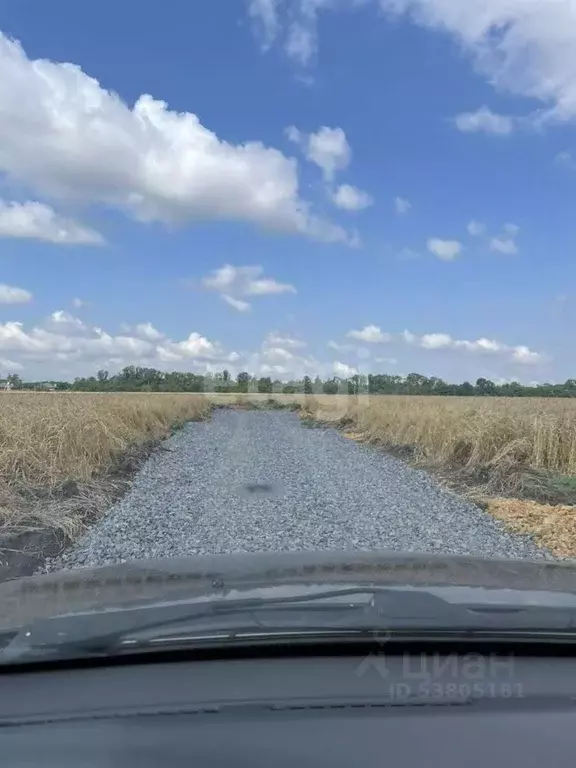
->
[0,33,349,244]
[0,200,103,245]
[46,311,86,333]
[331,184,373,211]
[419,333,454,350]
[202,264,296,313]
[347,325,391,343]
[490,236,518,255]
[245,330,319,379]
[0,283,32,304]
[403,329,543,365]
[168,332,222,360]
[287,125,351,180]
[511,346,542,364]
[333,360,357,378]
[252,2,576,131]
[133,322,165,341]
[0,312,240,376]
[427,238,462,261]
[381,1,576,128]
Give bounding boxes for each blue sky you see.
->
[0,0,575,383]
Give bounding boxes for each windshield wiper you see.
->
[0,587,412,662]
[3,586,576,664]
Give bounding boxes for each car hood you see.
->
[1,549,576,631]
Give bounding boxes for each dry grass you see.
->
[299,395,576,476]
[0,392,210,540]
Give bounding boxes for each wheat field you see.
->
[0,392,210,539]
[0,392,210,489]
[297,395,576,476]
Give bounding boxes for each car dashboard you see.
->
[1,650,576,767]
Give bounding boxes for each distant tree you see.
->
[427,377,444,394]
[369,373,405,394]
[257,377,272,394]
[458,381,475,397]
[303,375,313,394]
[476,377,497,396]
[236,372,250,393]
[96,369,109,383]
[498,381,525,397]
[323,378,339,395]
[6,373,23,389]
[406,373,430,393]
[120,366,136,381]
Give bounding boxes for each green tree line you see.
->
[6,367,576,398]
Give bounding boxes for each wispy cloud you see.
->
[467,220,485,237]
[394,197,411,214]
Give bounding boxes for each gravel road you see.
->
[53,409,550,569]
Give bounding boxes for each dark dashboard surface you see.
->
[1,653,575,767]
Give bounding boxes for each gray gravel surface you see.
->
[52,409,551,569]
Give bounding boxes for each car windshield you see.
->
[1,0,576,653]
